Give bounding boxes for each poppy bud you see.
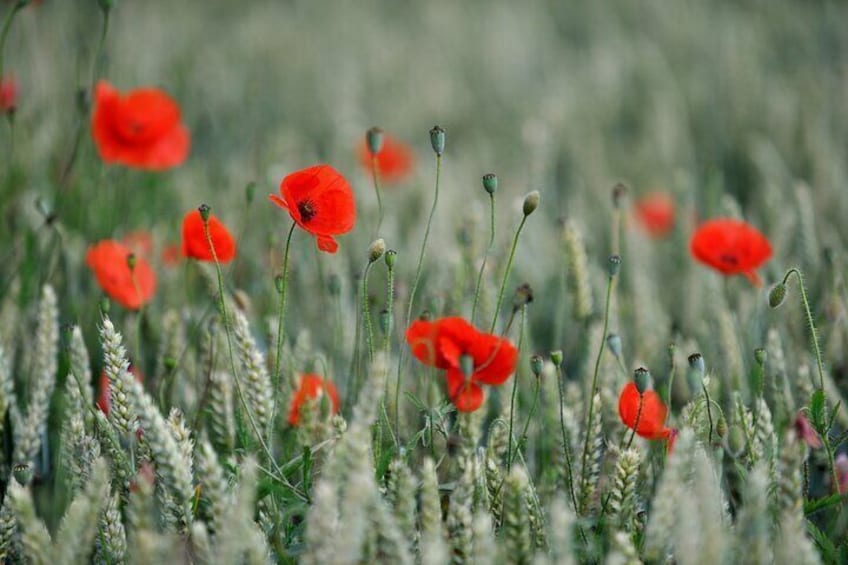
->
[716,415,728,438]
[769,283,787,308]
[13,463,31,485]
[126,253,136,271]
[633,367,650,394]
[164,356,178,372]
[385,249,397,270]
[429,125,446,156]
[379,309,391,336]
[754,348,766,368]
[327,273,341,296]
[727,425,746,456]
[459,354,474,378]
[275,275,285,294]
[368,238,386,263]
[419,310,432,321]
[606,333,622,359]
[512,283,534,310]
[99,297,111,315]
[688,353,705,375]
[198,203,211,223]
[482,173,498,195]
[76,87,90,115]
[608,255,621,277]
[97,0,115,12]
[523,190,540,216]
[612,182,627,209]
[551,350,563,366]
[245,182,256,204]
[366,126,384,155]
[530,355,543,378]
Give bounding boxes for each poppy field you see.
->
[1,0,848,563]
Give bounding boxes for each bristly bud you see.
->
[688,353,705,374]
[12,464,31,485]
[482,173,498,195]
[366,126,384,155]
[606,333,622,359]
[245,182,256,204]
[530,355,543,378]
[512,283,534,310]
[550,350,563,366]
[385,249,397,269]
[607,255,622,277]
[126,253,136,271]
[198,203,211,222]
[274,275,285,294]
[429,125,446,156]
[754,348,767,368]
[769,283,787,308]
[522,190,540,216]
[612,182,627,209]
[633,367,650,394]
[716,415,728,438]
[368,238,386,263]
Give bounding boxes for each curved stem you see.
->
[471,193,495,324]
[371,155,383,240]
[0,1,26,83]
[555,363,580,513]
[362,262,375,361]
[269,222,296,444]
[490,215,528,333]
[506,306,527,472]
[514,371,541,466]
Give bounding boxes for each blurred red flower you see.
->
[122,230,154,259]
[161,243,182,267]
[0,76,17,114]
[634,191,675,238]
[618,381,673,441]
[86,240,157,310]
[91,80,190,171]
[406,317,518,412]
[358,133,414,184]
[269,164,356,253]
[690,218,772,286]
[181,209,236,263]
[288,374,340,426]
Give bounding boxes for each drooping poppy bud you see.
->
[769,283,787,308]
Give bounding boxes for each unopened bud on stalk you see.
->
[530,355,543,378]
[97,0,115,12]
[634,367,650,394]
[607,255,621,277]
[769,283,787,308]
[368,239,386,263]
[198,203,211,222]
[385,249,397,269]
[612,182,627,209]
[550,350,563,366]
[12,463,31,485]
[688,353,705,374]
[512,283,534,310]
[366,126,384,155]
[126,253,136,271]
[606,333,622,359]
[99,297,111,315]
[429,125,446,156]
[419,310,432,322]
[274,275,285,294]
[523,190,540,216]
[754,348,767,367]
[482,173,498,195]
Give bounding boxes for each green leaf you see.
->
[827,401,842,431]
[810,389,826,432]
[803,492,845,516]
[807,520,839,564]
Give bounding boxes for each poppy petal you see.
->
[445,369,485,412]
[316,235,338,254]
[181,209,236,263]
[406,319,452,369]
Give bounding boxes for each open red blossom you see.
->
[269,164,356,253]
[0,76,17,113]
[358,133,414,184]
[181,209,236,263]
[406,317,518,413]
[86,240,157,310]
[634,191,675,238]
[288,374,340,426]
[618,382,674,442]
[91,80,190,171]
[690,218,772,286]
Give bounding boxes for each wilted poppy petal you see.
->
[316,235,339,254]
[288,374,340,425]
[445,369,485,412]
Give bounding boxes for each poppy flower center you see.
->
[297,200,317,223]
[719,253,739,266]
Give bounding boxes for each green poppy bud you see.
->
[379,309,392,336]
[606,333,622,359]
[366,126,384,155]
[754,348,767,368]
[551,350,563,366]
[530,354,543,378]
[523,190,540,216]
[429,125,446,156]
[385,249,397,270]
[634,367,650,394]
[512,283,534,310]
[608,255,621,277]
[13,463,32,485]
[482,173,498,195]
[688,353,705,374]
[769,283,787,308]
[198,203,211,222]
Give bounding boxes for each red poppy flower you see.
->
[181,209,236,263]
[161,243,182,267]
[97,366,144,415]
[618,382,673,441]
[406,317,518,412]
[690,218,772,286]
[288,374,340,425]
[634,191,675,238]
[269,165,356,253]
[122,230,154,259]
[358,133,414,184]
[0,76,17,113]
[86,240,157,310]
[91,80,190,171]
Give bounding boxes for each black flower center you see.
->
[720,253,739,266]
[297,200,317,223]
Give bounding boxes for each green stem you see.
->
[623,394,644,450]
[506,306,527,472]
[702,382,714,444]
[270,223,296,435]
[471,193,495,324]
[555,362,580,513]
[578,272,614,506]
[490,215,528,333]
[513,373,541,467]
[362,262,375,361]
[0,1,26,83]
[371,155,383,240]
[384,264,395,354]
[395,153,441,445]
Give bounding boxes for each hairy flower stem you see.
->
[270,222,296,443]
[371,155,383,239]
[395,153,441,446]
[384,262,395,354]
[506,306,527,472]
[471,193,495,325]
[0,1,26,84]
[779,267,841,492]
[578,272,614,507]
[490,215,528,334]
[511,372,540,469]
[362,262,376,361]
[555,363,580,512]
[201,216,298,494]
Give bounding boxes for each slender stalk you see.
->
[0,1,26,83]
[702,382,714,444]
[471,192,495,324]
[371,155,383,239]
[578,272,614,500]
[513,372,541,467]
[362,262,376,361]
[384,261,395,354]
[555,362,580,513]
[490,215,528,333]
[270,222,296,440]
[506,306,527,472]
[395,153,441,445]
